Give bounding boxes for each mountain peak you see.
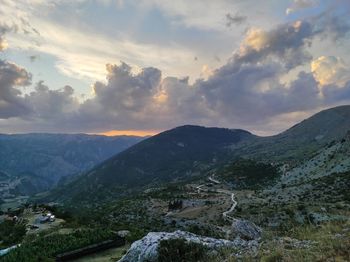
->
[281,105,350,142]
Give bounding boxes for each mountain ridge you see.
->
[0,134,144,198]
[42,105,350,206]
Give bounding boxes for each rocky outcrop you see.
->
[118,230,259,262]
[276,237,316,249]
[116,230,130,238]
[229,219,262,240]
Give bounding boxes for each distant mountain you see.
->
[0,172,52,197]
[0,133,144,197]
[0,171,9,180]
[44,105,350,206]
[46,126,254,204]
[232,105,350,164]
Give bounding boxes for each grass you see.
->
[158,238,208,262]
[257,220,350,262]
[70,244,130,262]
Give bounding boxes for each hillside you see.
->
[262,130,350,204]
[46,126,254,205]
[44,106,350,206]
[0,134,144,197]
[5,105,350,262]
[231,105,350,164]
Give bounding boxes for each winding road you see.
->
[222,192,237,221]
[195,175,237,221]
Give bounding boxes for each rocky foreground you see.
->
[118,230,259,262]
[118,218,262,262]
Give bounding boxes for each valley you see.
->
[1,105,350,261]
[1,1,350,260]
[0,134,144,210]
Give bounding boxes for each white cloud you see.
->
[0,35,8,51]
[7,20,196,82]
[286,0,317,15]
[311,56,350,87]
[1,0,200,84]
[138,0,279,32]
[0,0,350,135]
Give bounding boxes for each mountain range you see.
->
[0,134,144,197]
[43,105,350,206]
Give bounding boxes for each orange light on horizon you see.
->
[96,129,160,137]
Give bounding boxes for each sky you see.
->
[0,0,350,136]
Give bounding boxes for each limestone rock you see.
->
[229,219,262,240]
[116,230,130,238]
[278,237,316,249]
[118,230,258,262]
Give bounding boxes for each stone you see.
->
[118,230,259,262]
[229,219,262,240]
[117,230,130,238]
[278,237,316,249]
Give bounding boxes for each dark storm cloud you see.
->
[322,81,350,104]
[314,13,350,41]
[235,21,314,70]
[25,81,78,120]
[1,13,350,133]
[195,64,321,124]
[0,60,32,118]
[88,62,161,113]
[75,63,163,130]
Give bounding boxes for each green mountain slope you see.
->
[45,105,350,206]
[46,126,254,204]
[0,134,144,197]
[232,105,350,164]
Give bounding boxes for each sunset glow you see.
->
[97,130,160,137]
[0,1,349,135]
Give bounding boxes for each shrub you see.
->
[158,238,208,262]
[0,221,26,248]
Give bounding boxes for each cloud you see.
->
[8,19,196,83]
[0,60,32,118]
[29,55,39,62]
[200,65,214,79]
[0,3,43,52]
[75,63,163,130]
[0,0,200,84]
[1,9,350,135]
[138,0,278,32]
[226,13,247,27]
[236,21,314,70]
[0,35,8,51]
[314,12,350,41]
[195,63,321,125]
[286,0,316,15]
[311,56,350,87]
[25,81,78,120]
[0,25,10,51]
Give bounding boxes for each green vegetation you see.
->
[185,224,224,239]
[2,107,350,261]
[0,221,26,248]
[2,228,115,262]
[0,134,143,197]
[158,238,208,262]
[258,221,350,262]
[43,126,253,205]
[218,159,279,188]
